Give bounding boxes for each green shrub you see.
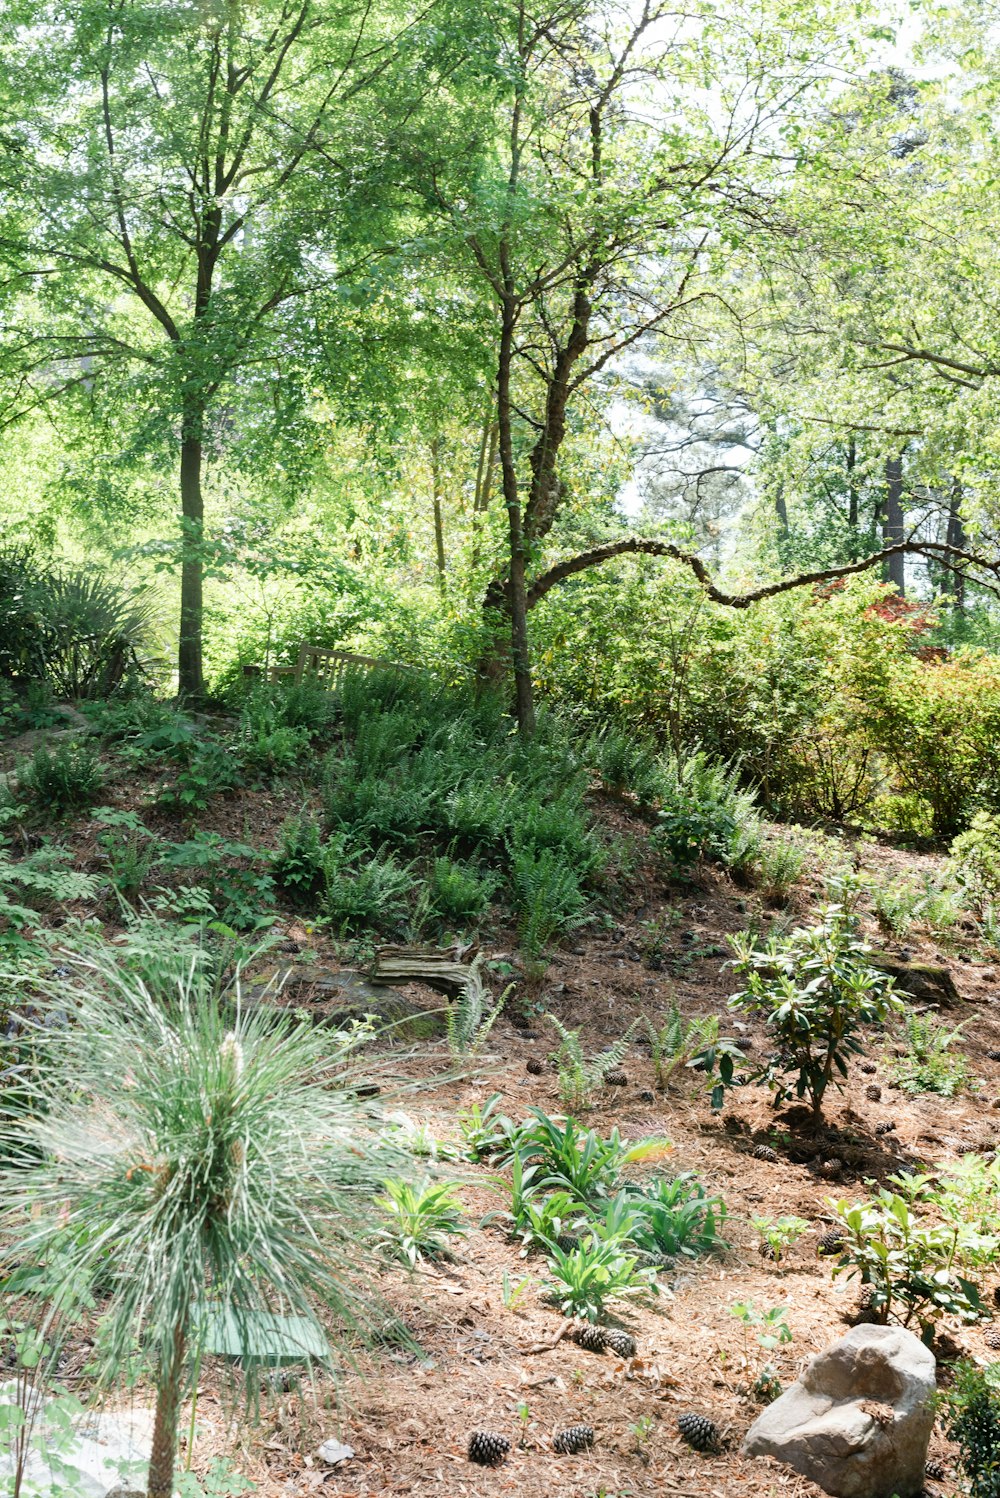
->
[828,1181,993,1338]
[947,1363,1000,1498]
[0,953,413,1498]
[376,1178,467,1265]
[718,905,903,1118]
[542,1234,658,1321]
[509,1110,671,1206]
[627,1175,728,1261]
[0,549,160,699]
[511,846,587,958]
[646,1003,719,1090]
[155,737,244,813]
[951,813,1000,907]
[864,651,1000,837]
[545,1015,636,1111]
[16,741,104,816]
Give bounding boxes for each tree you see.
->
[0,0,470,697]
[426,0,929,731]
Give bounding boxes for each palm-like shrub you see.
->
[0,959,408,1498]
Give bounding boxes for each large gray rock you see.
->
[742,1324,936,1498]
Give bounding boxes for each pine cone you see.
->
[925,1459,947,1481]
[988,1050,1000,1063]
[753,1144,779,1163]
[468,1431,511,1467]
[556,1232,581,1255]
[859,1061,877,1074]
[526,1058,545,1075]
[604,1069,628,1087]
[875,1121,896,1137]
[817,1227,846,1257]
[677,1413,719,1453]
[984,1327,1000,1350]
[553,1424,594,1454]
[572,1324,607,1354]
[602,1327,637,1359]
[819,1158,843,1179]
[865,1083,882,1101]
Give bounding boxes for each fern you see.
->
[511,847,587,959]
[445,966,510,1057]
[647,1002,720,1090]
[546,1014,637,1111]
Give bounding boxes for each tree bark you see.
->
[496,297,535,734]
[945,479,967,611]
[178,408,205,702]
[430,433,447,595]
[846,435,858,532]
[882,454,906,595]
[147,1318,187,1498]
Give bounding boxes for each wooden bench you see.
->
[243,646,408,689]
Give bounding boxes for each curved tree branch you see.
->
[520,536,1000,611]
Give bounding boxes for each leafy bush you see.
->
[428,856,496,924]
[829,1181,993,1338]
[752,1215,810,1266]
[157,831,277,931]
[155,737,244,814]
[951,813,1000,907]
[511,847,587,958]
[947,1363,1000,1498]
[272,812,326,903]
[0,549,160,699]
[863,650,1000,837]
[646,1002,719,1090]
[445,967,507,1057]
[322,842,413,935]
[719,905,903,1118]
[888,1009,970,1097]
[16,741,104,816]
[509,1110,671,1205]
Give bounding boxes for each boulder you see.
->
[742,1324,935,1498]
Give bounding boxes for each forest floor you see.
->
[168,831,997,1496]
[6,763,999,1498]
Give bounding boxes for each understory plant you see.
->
[717,905,903,1119]
[645,1002,719,1090]
[375,1178,467,1266]
[828,1180,994,1340]
[752,1215,810,1266]
[0,955,410,1498]
[947,1362,1000,1498]
[545,1015,637,1111]
[888,1009,971,1097]
[729,1300,793,1403]
[541,1235,658,1321]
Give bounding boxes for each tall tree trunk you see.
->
[945,479,967,611]
[430,434,447,595]
[846,435,858,532]
[774,484,788,534]
[497,299,534,735]
[147,1318,187,1498]
[178,408,205,701]
[882,454,905,595]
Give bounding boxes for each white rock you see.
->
[317,1438,355,1466]
[742,1324,936,1498]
